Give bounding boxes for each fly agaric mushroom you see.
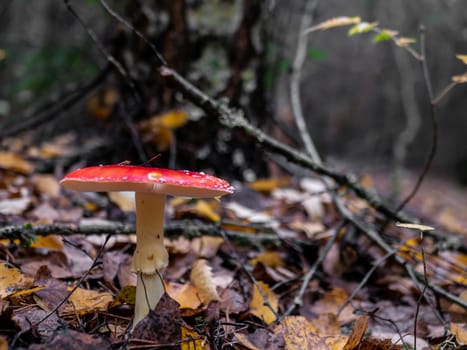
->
[60,165,234,325]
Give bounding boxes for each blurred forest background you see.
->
[1,0,466,185]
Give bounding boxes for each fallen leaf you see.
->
[0,197,31,215]
[61,287,113,316]
[249,281,278,325]
[192,236,224,258]
[311,288,356,324]
[132,293,182,344]
[248,177,290,192]
[451,322,467,345]
[275,316,348,350]
[181,326,209,350]
[0,151,34,174]
[28,329,110,350]
[343,315,369,350]
[167,282,202,310]
[0,263,34,298]
[190,259,220,303]
[108,191,135,212]
[249,251,285,268]
[30,235,64,251]
[33,174,61,198]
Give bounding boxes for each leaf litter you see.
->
[0,140,465,349]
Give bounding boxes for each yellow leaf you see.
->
[0,152,33,174]
[61,287,113,316]
[305,16,361,33]
[456,54,467,65]
[167,283,202,310]
[108,191,135,212]
[0,49,6,61]
[113,285,136,306]
[395,37,416,47]
[30,235,64,251]
[193,200,220,222]
[159,110,188,129]
[249,281,278,324]
[190,259,219,303]
[451,323,467,345]
[248,177,290,192]
[249,251,285,268]
[348,22,378,36]
[181,326,209,350]
[0,263,35,298]
[452,73,467,83]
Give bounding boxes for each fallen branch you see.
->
[0,219,282,246]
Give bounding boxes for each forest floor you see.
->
[0,147,466,349]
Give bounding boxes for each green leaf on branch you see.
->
[373,30,398,43]
[348,22,378,36]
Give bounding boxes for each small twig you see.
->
[337,246,399,317]
[98,0,167,66]
[35,234,111,326]
[278,220,346,322]
[432,81,458,105]
[0,66,111,138]
[290,0,321,163]
[64,0,141,102]
[218,229,280,323]
[394,25,437,214]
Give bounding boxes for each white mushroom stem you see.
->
[132,192,169,325]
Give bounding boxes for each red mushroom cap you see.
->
[60,165,234,198]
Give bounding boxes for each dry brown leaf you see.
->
[33,174,60,198]
[190,259,220,303]
[343,315,369,350]
[249,281,278,325]
[311,288,356,324]
[0,336,7,350]
[0,263,35,298]
[395,37,416,47]
[234,333,263,350]
[0,151,34,174]
[192,236,224,258]
[305,16,361,33]
[452,73,467,83]
[275,316,348,350]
